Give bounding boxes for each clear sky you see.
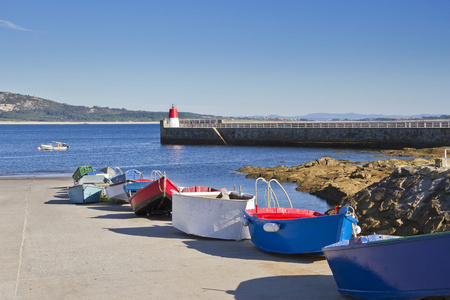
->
[1,1,449,117]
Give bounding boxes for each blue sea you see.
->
[0,123,398,212]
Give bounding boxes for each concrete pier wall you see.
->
[160,120,450,149]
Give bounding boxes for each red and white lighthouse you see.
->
[168,104,180,127]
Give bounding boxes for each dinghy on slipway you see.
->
[105,169,151,203]
[241,178,359,255]
[129,171,179,216]
[67,184,103,204]
[323,231,450,300]
[172,186,255,241]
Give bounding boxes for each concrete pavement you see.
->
[0,177,345,300]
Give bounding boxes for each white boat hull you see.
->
[77,174,108,185]
[41,144,68,151]
[105,183,129,203]
[172,191,255,241]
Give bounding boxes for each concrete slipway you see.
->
[0,177,345,300]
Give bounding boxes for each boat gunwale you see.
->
[244,207,326,221]
[324,231,450,252]
[176,191,255,201]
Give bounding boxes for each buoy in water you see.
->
[168,104,179,128]
[37,147,41,151]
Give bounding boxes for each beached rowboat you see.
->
[242,178,359,255]
[172,187,255,240]
[323,231,450,300]
[67,184,102,204]
[72,165,93,183]
[76,170,110,185]
[129,172,179,215]
[106,169,149,203]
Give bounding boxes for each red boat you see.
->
[129,176,179,216]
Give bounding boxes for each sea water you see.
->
[0,123,397,212]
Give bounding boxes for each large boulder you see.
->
[342,166,450,236]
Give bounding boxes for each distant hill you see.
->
[0,92,213,122]
[264,112,448,121]
[1,92,448,122]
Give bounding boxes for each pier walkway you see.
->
[177,119,450,129]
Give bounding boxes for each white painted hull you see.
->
[172,191,255,241]
[105,183,129,202]
[77,174,108,185]
[41,144,68,151]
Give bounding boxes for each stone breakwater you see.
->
[161,120,450,149]
[343,166,450,236]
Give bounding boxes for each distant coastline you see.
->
[0,121,160,125]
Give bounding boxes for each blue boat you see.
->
[123,180,152,195]
[106,170,151,202]
[110,169,144,185]
[323,232,450,300]
[241,178,359,255]
[67,184,103,204]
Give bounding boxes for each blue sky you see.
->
[1,1,449,117]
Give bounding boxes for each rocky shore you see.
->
[343,165,450,236]
[237,147,449,236]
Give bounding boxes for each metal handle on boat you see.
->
[268,179,292,208]
[254,177,292,209]
[345,206,356,217]
[254,178,275,208]
[125,169,144,180]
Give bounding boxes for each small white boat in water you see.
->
[40,141,69,151]
[172,187,255,241]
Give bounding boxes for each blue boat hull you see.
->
[323,232,450,300]
[68,184,102,204]
[111,173,127,184]
[243,206,358,254]
[124,181,152,194]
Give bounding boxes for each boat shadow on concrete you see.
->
[53,193,70,199]
[106,223,322,263]
[44,188,71,204]
[87,203,171,220]
[182,237,323,263]
[50,186,72,190]
[106,224,185,240]
[45,199,72,205]
[87,203,132,212]
[224,275,343,300]
[45,193,71,204]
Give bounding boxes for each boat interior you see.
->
[246,208,324,220]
